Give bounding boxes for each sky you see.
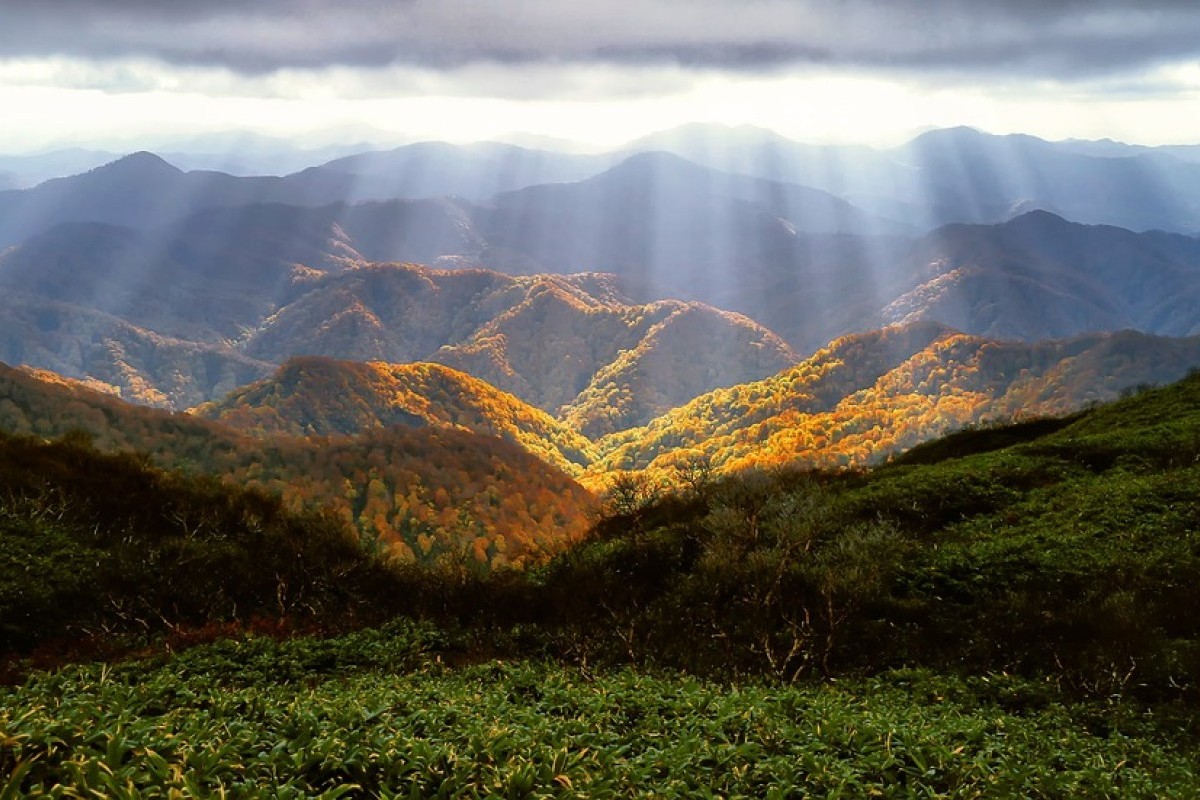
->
[3,0,1200,153]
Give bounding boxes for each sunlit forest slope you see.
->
[0,364,593,568]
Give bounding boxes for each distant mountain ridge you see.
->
[311,140,618,202]
[0,142,615,250]
[627,124,1200,234]
[6,124,1200,248]
[0,143,787,251]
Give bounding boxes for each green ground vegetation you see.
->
[3,623,1198,798]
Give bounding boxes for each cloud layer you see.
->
[5,1,1200,78]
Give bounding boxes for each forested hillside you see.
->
[242,264,797,432]
[597,323,1200,477]
[196,357,598,475]
[0,364,593,568]
[0,429,392,655]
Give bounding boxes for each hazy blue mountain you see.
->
[622,124,1200,234]
[8,126,1200,253]
[1050,137,1200,163]
[882,210,1200,340]
[177,198,485,272]
[309,141,619,202]
[622,123,902,208]
[0,143,615,249]
[0,137,369,186]
[475,150,903,309]
[0,197,484,343]
[895,127,1200,233]
[0,152,361,249]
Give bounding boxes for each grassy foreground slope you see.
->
[3,625,1197,798]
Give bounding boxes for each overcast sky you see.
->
[3,0,1200,152]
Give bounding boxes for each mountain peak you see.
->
[561,150,714,194]
[93,151,183,179]
[622,122,801,153]
[608,150,704,172]
[908,126,989,145]
[1006,209,1072,228]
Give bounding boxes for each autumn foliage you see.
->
[0,363,592,569]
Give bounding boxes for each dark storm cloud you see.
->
[3,0,1200,78]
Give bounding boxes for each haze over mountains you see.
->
[626,125,1200,234]
[4,123,1200,530]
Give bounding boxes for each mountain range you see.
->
[1,310,1197,570]
[4,132,1199,360]
[6,124,1200,243]
[192,320,1200,481]
[4,124,1200,564]
[5,195,1200,411]
[625,124,1200,234]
